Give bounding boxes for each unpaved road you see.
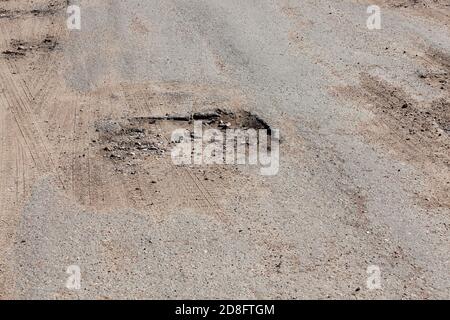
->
[0,0,449,299]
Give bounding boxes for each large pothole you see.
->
[95,109,275,166]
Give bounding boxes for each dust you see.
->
[356,0,450,24]
[355,74,449,165]
[335,73,450,208]
[418,48,450,91]
[371,0,449,8]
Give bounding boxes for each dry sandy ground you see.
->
[0,0,449,299]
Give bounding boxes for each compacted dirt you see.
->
[0,0,449,299]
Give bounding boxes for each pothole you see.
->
[94,109,275,169]
[132,109,272,133]
[2,37,59,58]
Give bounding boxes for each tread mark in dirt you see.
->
[0,64,66,189]
[0,2,67,20]
[0,1,67,188]
[0,2,66,111]
[416,48,450,92]
[120,87,229,221]
[152,95,229,222]
[120,85,169,214]
[336,72,449,167]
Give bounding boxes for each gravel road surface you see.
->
[0,0,449,299]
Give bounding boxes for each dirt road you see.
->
[0,0,449,299]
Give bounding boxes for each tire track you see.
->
[150,89,228,222]
[0,60,65,188]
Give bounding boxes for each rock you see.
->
[219,121,231,128]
